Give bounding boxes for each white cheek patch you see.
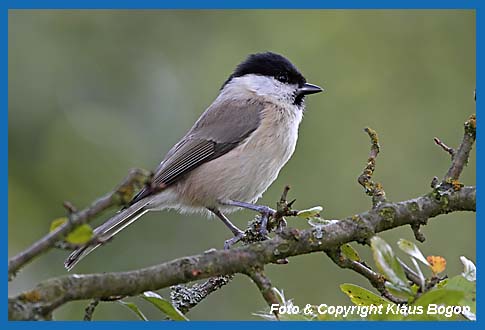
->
[229,74,298,104]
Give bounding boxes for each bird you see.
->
[64,52,323,270]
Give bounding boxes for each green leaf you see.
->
[49,217,68,231]
[340,284,403,320]
[446,276,476,320]
[117,300,148,321]
[445,275,475,292]
[413,288,464,308]
[436,278,448,288]
[297,206,323,218]
[341,244,360,262]
[370,237,412,297]
[49,217,93,244]
[340,283,392,306]
[397,239,430,267]
[66,224,93,244]
[460,256,476,281]
[410,284,420,295]
[411,287,466,320]
[141,291,188,321]
[443,275,476,316]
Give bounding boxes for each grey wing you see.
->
[130,99,264,203]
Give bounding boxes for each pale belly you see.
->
[174,110,301,211]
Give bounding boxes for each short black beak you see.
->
[297,83,323,96]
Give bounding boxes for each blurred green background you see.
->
[8,10,475,320]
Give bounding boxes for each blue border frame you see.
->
[4,0,480,328]
[0,0,480,9]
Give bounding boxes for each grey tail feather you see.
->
[64,199,149,271]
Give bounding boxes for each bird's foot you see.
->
[220,200,276,238]
[257,205,276,237]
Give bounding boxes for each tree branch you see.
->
[325,248,407,304]
[8,168,152,279]
[83,298,100,321]
[246,268,280,318]
[170,275,233,314]
[443,114,476,181]
[358,127,387,208]
[433,137,455,158]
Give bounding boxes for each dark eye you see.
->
[276,73,289,83]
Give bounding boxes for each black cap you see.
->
[223,52,306,88]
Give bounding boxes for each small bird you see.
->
[65,52,323,270]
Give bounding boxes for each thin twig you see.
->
[397,258,423,289]
[274,185,298,221]
[8,168,152,280]
[83,298,100,321]
[358,127,387,207]
[433,137,455,157]
[62,201,78,214]
[443,114,476,182]
[425,275,447,291]
[325,248,407,304]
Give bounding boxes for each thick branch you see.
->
[9,185,475,320]
[8,168,151,279]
